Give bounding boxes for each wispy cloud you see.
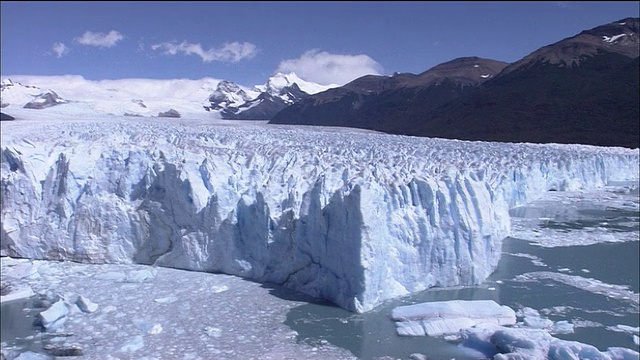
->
[151,41,257,63]
[75,30,124,48]
[554,2,571,8]
[52,42,69,58]
[276,50,383,86]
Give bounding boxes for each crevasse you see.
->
[1,119,638,312]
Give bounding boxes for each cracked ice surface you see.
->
[1,116,638,312]
[1,257,356,359]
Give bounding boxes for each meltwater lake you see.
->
[1,183,638,359]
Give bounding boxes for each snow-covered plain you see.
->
[1,111,639,314]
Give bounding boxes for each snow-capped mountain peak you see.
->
[205,80,255,111]
[1,78,14,87]
[0,72,336,121]
[213,73,336,120]
[258,72,338,96]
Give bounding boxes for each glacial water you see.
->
[1,184,638,359]
[285,185,640,359]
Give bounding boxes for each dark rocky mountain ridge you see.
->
[270,18,640,148]
[271,57,507,132]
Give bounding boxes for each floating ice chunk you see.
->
[395,320,434,336]
[133,319,163,334]
[551,320,574,334]
[461,324,640,359]
[514,272,640,305]
[101,305,117,313]
[119,335,144,352]
[204,326,222,338]
[154,295,178,303]
[211,285,229,293]
[391,300,516,337]
[42,343,83,357]
[607,324,640,334]
[518,307,553,329]
[2,260,41,280]
[0,284,35,304]
[148,324,163,335]
[603,347,640,360]
[409,354,429,360]
[607,325,640,346]
[75,295,98,313]
[95,272,126,282]
[125,269,157,283]
[38,300,69,331]
[14,351,53,360]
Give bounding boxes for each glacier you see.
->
[1,115,638,313]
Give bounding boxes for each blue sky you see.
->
[1,1,638,86]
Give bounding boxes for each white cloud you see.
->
[52,42,69,58]
[151,41,257,63]
[276,50,383,86]
[75,30,124,48]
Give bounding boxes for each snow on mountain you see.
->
[205,80,257,111]
[211,72,337,120]
[23,91,68,109]
[1,79,52,108]
[1,115,638,312]
[256,72,338,96]
[1,73,332,121]
[602,33,628,43]
[1,75,224,119]
[501,17,639,74]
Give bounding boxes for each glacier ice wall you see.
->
[1,118,638,312]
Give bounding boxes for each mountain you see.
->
[0,73,334,121]
[270,57,508,132]
[215,73,327,120]
[415,17,640,148]
[270,18,640,148]
[0,76,223,119]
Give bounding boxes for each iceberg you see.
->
[1,116,638,312]
[37,299,69,331]
[460,323,640,359]
[391,300,516,336]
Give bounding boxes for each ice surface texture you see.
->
[391,300,516,336]
[1,117,638,312]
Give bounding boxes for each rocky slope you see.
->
[270,18,640,148]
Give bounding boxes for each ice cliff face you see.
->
[1,117,638,312]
